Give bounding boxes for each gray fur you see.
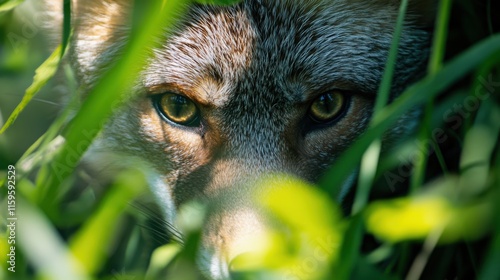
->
[43,0,432,278]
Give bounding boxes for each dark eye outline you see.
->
[308,91,350,125]
[152,92,201,127]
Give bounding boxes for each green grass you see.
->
[1,0,499,279]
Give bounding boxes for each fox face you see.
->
[44,0,433,278]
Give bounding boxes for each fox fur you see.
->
[40,0,434,279]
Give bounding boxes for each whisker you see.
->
[1,94,65,107]
[131,201,185,244]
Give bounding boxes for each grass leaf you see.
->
[37,0,190,207]
[353,0,409,215]
[69,169,147,274]
[0,0,24,12]
[319,34,500,198]
[17,197,89,280]
[0,45,62,135]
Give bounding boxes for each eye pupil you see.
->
[309,91,346,123]
[156,93,199,126]
[168,95,189,117]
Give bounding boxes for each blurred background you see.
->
[0,2,61,166]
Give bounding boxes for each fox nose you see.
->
[197,177,297,280]
[197,182,274,279]
[196,175,343,280]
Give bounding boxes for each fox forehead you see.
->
[143,0,429,107]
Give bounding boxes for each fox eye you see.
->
[154,93,200,126]
[309,91,347,123]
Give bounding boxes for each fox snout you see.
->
[198,189,271,279]
[171,160,303,277]
[144,123,347,279]
[183,174,342,280]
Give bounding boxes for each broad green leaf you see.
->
[176,201,207,234]
[0,45,62,134]
[231,175,344,280]
[0,0,24,12]
[364,177,494,243]
[146,243,182,279]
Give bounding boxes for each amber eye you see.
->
[154,93,200,126]
[309,91,347,123]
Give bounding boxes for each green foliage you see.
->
[230,175,344,279]
[0,0,499,280]
[37,0,190,212]
[69,170,147,274]
[0,0,24,12]
[319,33,500,197]
[364,183,494,243]
[0,46,62,134]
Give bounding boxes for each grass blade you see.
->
[0,45,62,135]
[37,0,189,207]
[69,170,147,274]
[320,34,500,198]
[353,0,409,215]
[410,0,453,193]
